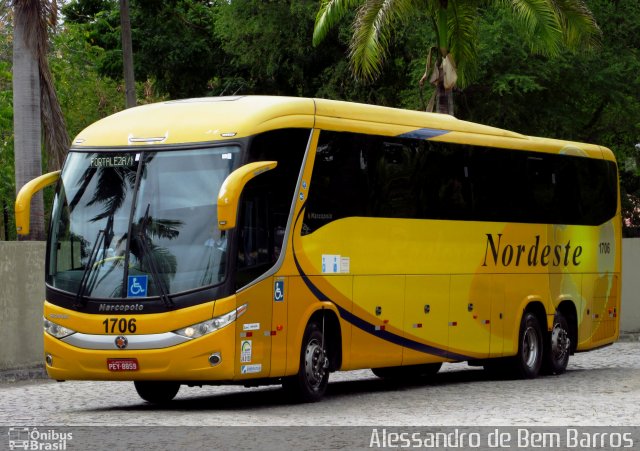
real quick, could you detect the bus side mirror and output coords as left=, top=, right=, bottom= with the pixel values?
left=15, top=170, right=61, bottom=236
left=217, top=161, right=277, bottom=230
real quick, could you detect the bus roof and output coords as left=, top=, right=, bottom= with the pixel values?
left=71, top=96, right=614, bottom=161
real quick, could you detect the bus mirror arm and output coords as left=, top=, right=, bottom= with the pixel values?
left=217, top=161, right=277, bottom=230
left=15, top=171, right=61, bottom=236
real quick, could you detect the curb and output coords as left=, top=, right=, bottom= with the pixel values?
left=0, top=365, right=48, bottom=384
left=618, top=332, right=640, bottom=342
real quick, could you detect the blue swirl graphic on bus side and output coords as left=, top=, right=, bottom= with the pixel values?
left=397, top=128, right=450, bottom=140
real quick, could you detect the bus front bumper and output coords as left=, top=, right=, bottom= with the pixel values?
left=43, top=325, right=236, bottom=381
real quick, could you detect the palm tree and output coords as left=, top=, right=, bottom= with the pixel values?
left=120, top=0, right=136, bottom=108
left=12, top=0, right=70, bottom=240
left=313, top=0, right=600, bottom=115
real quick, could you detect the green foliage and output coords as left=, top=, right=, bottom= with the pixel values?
left=461, top=0, right=640, bottom=233
left=0, top=61, right=15, bottom=241
left=63, top=0, right=225, bottom=98
left=214, top=0, right=331, bottom=96
left=0, top=11, right=15, bottom=240
left=312, top=0, right=600, bottom=86
left=49, top=22, right=125, bottom=139
left=1, top=0, right=638, bottom=236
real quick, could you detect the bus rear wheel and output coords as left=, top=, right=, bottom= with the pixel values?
left=511, top=312, right=543, bottom=378
left=283, top=321, right=329, bottom=402
left=134, top=381, right=180, bottom=404
left=543, top=312, right=571, bottom=375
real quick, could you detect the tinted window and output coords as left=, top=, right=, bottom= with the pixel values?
left=302, top=130, right=617, bottom=234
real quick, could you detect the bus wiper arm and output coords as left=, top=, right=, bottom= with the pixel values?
left=74, top=229, right=104, bottom=308
left=137, top=204, right=174, bottom=309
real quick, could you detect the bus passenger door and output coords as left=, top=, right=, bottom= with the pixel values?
left=233, top=195, right=274, bottom=379
left=449, top=274, right=492, bottom=359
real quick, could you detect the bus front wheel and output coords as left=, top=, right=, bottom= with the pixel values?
left=512, top=312, right=543, bottom=378
left=283, top=321, right=329, bottom=402
left=134, top=381, right=180, bottom=404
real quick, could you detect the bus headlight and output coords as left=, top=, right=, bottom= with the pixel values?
left=173, top=304, right=247, bottom=339
left=43, top=317, right=76, bottom=339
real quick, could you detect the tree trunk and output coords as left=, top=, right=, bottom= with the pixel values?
left=1, top=200, right=8, bottom=241
left=13, top=4, right=45, bottom=241
left=435, top=81, right=454, bottom=115
left=120, top=0, right=136, bottom=108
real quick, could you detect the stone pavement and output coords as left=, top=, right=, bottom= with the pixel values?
left=0, top=341, right=639, bottom=427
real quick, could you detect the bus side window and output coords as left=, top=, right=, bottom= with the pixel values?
left=303, top=132, right=367, bottom=234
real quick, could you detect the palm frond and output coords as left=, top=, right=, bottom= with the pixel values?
left=313, top=0, right=363, bottom=46
left=552, top=0, right=601, bottom=50
left=447, top=0, right=479, bottom=88
left=506, top=0, right=563, bottom=56
left=349, top=0, right=415, bottom=81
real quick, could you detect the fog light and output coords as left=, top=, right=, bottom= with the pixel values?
left=208, top=353, right=221, bottom=366
left=45, top=354, right=53, bottom=366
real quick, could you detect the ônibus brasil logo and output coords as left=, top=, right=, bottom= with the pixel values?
left=8, top=427, right=72, bottom=450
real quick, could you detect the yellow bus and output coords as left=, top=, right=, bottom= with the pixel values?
left=16, top=96, right=621, bottom=403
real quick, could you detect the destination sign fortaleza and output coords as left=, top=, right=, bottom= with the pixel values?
left=482, top=233, right=583, bottom=268
left=89, top=155, right=136, bottom=168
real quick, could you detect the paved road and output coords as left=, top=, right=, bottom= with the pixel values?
left=1, top=342, right=639, bottom=427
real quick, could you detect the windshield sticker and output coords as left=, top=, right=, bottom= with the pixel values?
left=90, top=155, right=135, bottom=168
left=241, top=364, right=261, bottom=374
left=127, top=275, right=148, bottom=298
left=240, top=340, right=252, bottom=363
left=222, top=153, right=233, bottom=160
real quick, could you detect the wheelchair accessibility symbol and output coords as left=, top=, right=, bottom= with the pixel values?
left=127, top=275, right=148, bottom=297
left=274, top=280, right=284, bottom=302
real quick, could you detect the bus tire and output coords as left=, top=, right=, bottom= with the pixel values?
left=283, top=321, right=329, bottom=402
left=542, top=312, right=571, bottom=375
left=512, top=312, right=543, bottom=378
left=372, top=363, right=442, bottom=380
left=134, top=381, right=180, bottom=404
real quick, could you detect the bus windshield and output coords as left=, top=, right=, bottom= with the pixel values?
left=47, top=146, right=242, bottom=299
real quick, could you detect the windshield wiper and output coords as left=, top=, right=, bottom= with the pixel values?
left=74, top=215, right=116, bottom=307
left=74, top=229, right=104, bottom=308
left=136, top=203, right=174, bottom=309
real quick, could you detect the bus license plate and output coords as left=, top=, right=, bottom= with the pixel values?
left=107, top=358, right=139, bottom=372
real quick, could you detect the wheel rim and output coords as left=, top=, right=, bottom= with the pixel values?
left=551, top=323, right=570, bottom=363
left=304, top=338, right=327, bottom=390
left=522, top=326, right=539, bottom=369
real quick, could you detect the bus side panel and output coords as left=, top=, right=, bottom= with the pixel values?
left=490, top=275, right=507, bottom=356
left=351, top=275, right=404, bottom=369
left=448, top=274, right=492, bottom=359
left=402, top=275, right=450, bottom=365
left=580, top=273, right=620, bottom=349
left=270, top=276, right=288, bottom=377
left=234, top=281, right=272, bottom=380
